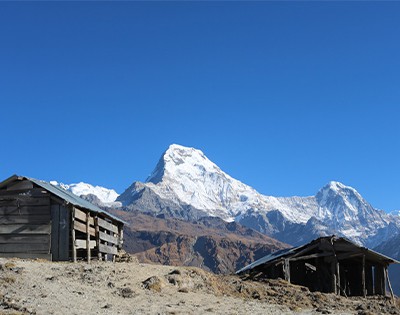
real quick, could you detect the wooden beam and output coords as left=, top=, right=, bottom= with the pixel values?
left=331, top=262, right=337, bottom=294
left=0, top=224, right=51, bottom=234
left=98, top=243, right=118, bottom=256
left=362, top=255, right=366, bottom=298
left=73, top=221, right=95, bottom=236
left=0, top=234, right=50, bottom=244
left=99, top=231, right=119, bottom=246
left=94, top=217, right=101, bottom=261
left=289, top=252, right=332, bottom=262
left=0, top=196, right=50, bottom=206
left=75, top=239, right=96, bottom=249
left=0, top=189, right=48, bottom=197
left=97, top=217, right=118, bottom=234
left=0, top=214, right=51, bottom=224
left=86, top=212, right=91, bottom=262
left=305, top=262, right=316, bottom=271
left=0, top=243, right=50, bottom=253
left=284, top=259, right=291, bottom=283
left=291, top=243, right=320, bottom=259
left=74, top=208, right=94, bottom=225
left=71, top=208, right=76, bottom=262
left=325, top=252, right=363, bottom=262
left=118, top=224, right=123, bottom=249
left=385, top=267, right=395, bottom=303
left=336, top=262, right=341, bottom=296
left=6, top=180, right=34, bottom=191
left=0, top=205, right=50, bottom=215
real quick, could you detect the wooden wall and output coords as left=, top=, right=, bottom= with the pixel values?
left=0, top=182, right=52, bottom=259
left=0, top=178, right=123, bottom=262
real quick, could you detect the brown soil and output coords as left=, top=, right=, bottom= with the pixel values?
left=0, top=257, right=398, bottom=315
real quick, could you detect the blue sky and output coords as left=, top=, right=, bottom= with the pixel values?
left=1, top=2, right=399, bottom=211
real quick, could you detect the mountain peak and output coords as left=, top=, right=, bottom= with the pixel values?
left=146, top=144, right=220, bottom=184
left=165, top=144, right=206, bottom=161
left=325, top=181, right=346, bottom=190
left=317, top=181, right=363, bottom=204
left=320, top=181, right=359, bottom=194
left=50, top=181, right=119, bottom=204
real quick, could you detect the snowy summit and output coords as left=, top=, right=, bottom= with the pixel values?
left=118, top=144, right=399, bottom=247
left=50, top=181, right=119, bottom=205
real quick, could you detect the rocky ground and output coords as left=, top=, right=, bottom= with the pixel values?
left=0, top=257, right=399, bottom=315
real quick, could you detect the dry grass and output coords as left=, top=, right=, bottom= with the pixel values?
left=3, top=262, right=16, bottom=270
left=0, top=276, right=16, bottom=284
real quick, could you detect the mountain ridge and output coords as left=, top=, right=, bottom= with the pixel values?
left=51, top=144, right=400, bottom=249
left=116, top=144, right=399, bottom=247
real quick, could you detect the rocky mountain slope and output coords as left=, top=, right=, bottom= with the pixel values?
left=117, top=144, right=400, bottom=247
left=109, top=210, right=288, bottom=274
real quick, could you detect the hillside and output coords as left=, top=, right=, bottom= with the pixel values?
left=0, top=258, right=398, bottom=315
left=109, top=210, right=288, bottom=274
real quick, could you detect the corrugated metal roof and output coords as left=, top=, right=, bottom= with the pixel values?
left=236, top=235, right=399, bottom=274
left=236, top=244, right=304, bottom=274
left=0, top=175, right=125, bottom=224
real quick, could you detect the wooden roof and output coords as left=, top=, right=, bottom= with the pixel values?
left=0, top=175, right=125, bottom=224
left=237, top=235, right=399, bottom=274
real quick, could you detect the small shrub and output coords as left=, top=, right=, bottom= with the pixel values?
left=142, top=276, right=163, bottom=292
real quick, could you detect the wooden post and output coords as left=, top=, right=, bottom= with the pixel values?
left=362, top=255, right=366, bottom=297
left=71, top=207, right=77, bottom=263
left=95, top=217, right=101, bottom=261
left=104, top=228, right=109, bottom=262
left=86, top=211, right=91, bottom=263
left=118, top=224, right=124, bottom=249
left=284, top=259, right=291, bottom=283
left=331, top=262, right=337, bottom=294
left=336, top=262, right=341, bottom=295
left=385, top=267, right=395, bottom=304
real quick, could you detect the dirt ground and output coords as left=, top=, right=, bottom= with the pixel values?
left=0, top=257, right=398, bottom=315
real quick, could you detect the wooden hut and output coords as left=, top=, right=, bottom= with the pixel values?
left=237, top=235, right=398, bottom=298
left=0, top=175, right=125, bottom=262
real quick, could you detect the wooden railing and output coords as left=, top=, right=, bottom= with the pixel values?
left=72, top=207, right=122, bottom=262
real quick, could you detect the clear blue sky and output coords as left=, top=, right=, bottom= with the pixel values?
left=1, top=2, right=399, bottom=212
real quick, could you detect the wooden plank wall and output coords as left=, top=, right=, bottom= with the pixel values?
left=72, top=207, right=122, bottom=261
left=0, top=190, right=52, bottom=260
left=0, top=179, right=123, bottom=262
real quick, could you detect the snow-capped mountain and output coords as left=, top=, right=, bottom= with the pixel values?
left=117, top=144, right=399, bottom=247
left=390, top=210, right=400, bottom=216
left=50, top=180, right=121, bottom=207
